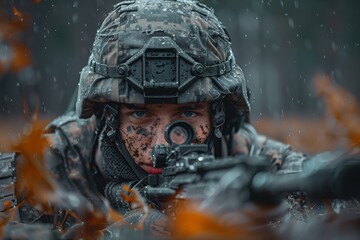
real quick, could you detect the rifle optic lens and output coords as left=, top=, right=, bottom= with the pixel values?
left=169, top=126, right=188, bottom=145
left=165, top=120, right=194, bottom=145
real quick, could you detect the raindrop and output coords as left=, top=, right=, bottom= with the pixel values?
left=272, top=44, right=280, bottom=51
left=331, top=42, right=337, bottom=51
left=33, top=22, right=38, bottom=32
left=68, top=194, right=81, bottom=208
left=72, top=14, right=78, bottom=23
left=288, top=18, right=294, bottom=29
left=304, top=40, right=312, bottom=50
left=294, top=0, right=299, bottom=8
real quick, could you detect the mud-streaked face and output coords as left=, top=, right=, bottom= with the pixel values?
left=119, top=102, right=212, bottom=174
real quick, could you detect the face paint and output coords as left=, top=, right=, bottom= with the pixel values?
left=118, top=102, right=212, bottom=174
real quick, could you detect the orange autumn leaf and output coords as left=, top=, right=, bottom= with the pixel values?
left=172, top=201, right=275, bottom=240
left=120, top=185, right=147, bottom=208
left=11, top=117, right=55, bottom=213
left=0, top=3, right=33, bottom=74
left=119, top=185, right=149, bottom=230
left=0, top=201, right=17, bottom=236
left=8, top=43, right=32, bottom=72
left=108, top=207, right=124, bottom=224
left=82, top=209, right=110, bottom=240
left=66, top=203, right=124, bottom=240
left=173, top=208, right=240, bottom=239
left=314, top=74, right=360, bottom=148
left=65, top=209, right=107, bottom=240
left=9, top=3, right=23, bottom=19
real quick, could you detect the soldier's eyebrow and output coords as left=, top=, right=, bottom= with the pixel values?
left=124, top=104, right=146, bottom=110
left=123, top=103, right=208, bottom=111
left=176, top=104, right=208, bottom=111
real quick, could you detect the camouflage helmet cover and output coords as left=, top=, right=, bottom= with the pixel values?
left=76, top=0, right=250, bottom=124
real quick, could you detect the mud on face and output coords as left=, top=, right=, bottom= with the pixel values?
left=118, top=103, right=212, bottom=173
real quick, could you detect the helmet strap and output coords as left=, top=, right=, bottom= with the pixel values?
left=204, top=99, right=226, bottom=157
left=89, top=109, right=107, bottom=194
left=103, top=104, right=148, bottom=180
left=211, top=99, right=226, bottom=139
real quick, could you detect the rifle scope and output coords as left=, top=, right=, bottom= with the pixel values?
left=152, top=120, right=196, bottom=168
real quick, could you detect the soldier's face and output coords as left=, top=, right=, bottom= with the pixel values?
left=119, top=102, right=212, bottom=174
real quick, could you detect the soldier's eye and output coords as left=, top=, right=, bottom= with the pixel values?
left=182, top=111, right=196, bottom=118
left=132, top=111, right=146, bottom=118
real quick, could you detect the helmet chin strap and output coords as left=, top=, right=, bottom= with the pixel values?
left=205, top=99, right=226, bottom=156
left=103, top=104, right=148, bottom=180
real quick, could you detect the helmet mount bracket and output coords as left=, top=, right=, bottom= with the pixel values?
left=90, top=36, right=235, bottom=104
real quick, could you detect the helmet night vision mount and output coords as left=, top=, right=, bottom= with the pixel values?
left=90, top=36, right=235, bottom=103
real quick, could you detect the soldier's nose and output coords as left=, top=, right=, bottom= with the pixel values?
left=153, top=121, right=170, bottom=146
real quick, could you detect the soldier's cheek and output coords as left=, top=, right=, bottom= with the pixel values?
left=124, top=132, right=155, bottom=164
left=194, top=123, right=211, bottom=144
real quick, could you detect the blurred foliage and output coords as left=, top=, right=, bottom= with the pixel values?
left=254, top=74, right=360, bottom=154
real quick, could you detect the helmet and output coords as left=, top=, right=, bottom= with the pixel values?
left=76, top=0, right=250, bottom=135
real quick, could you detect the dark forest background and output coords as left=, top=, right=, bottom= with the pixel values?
left=0, top=0, right=359, bottom=121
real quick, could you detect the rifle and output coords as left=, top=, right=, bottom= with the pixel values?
left=0, top=152, right=19, bottom=220
left=143, top=121, right=360, bottom=208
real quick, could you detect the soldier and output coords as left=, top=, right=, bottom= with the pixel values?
left=47, top=0, right=308, bottom=225
left=5, top=0, right=357, bottom=239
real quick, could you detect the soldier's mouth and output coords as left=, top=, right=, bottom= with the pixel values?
left=142, top=165, right=163, bottom=174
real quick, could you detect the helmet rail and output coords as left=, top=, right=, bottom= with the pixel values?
left=89, top=36, right=235, bottom=104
